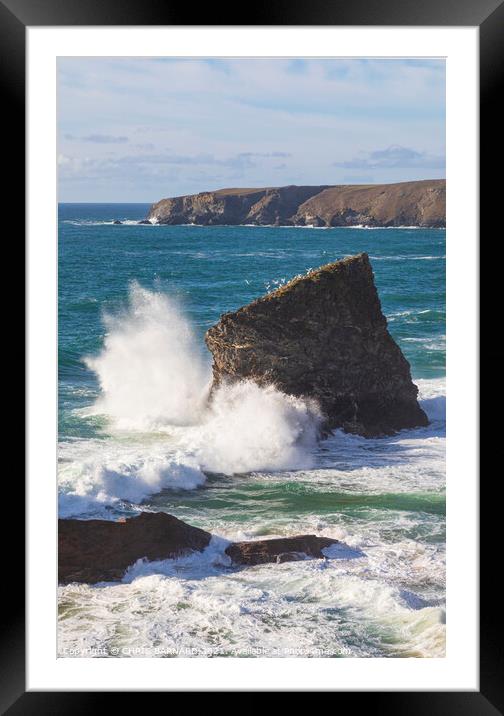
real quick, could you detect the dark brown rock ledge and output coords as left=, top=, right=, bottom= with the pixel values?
left=59, top=513, right=340, bottom=584
left=59, top=512, right=212, bottom=584
left=224, top=535, right=338, bottom=566
left=205, top=252, right=428, bottom=437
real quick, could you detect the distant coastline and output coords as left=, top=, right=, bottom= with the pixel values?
left=146, top=179, right=445, bottom=229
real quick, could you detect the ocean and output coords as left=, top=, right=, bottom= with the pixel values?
left=58, top=203, right=446, bottom=658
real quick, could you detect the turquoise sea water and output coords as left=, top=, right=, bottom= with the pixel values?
left=58, top=203, right=446, bottom=658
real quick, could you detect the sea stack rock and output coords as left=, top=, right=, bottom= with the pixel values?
left=205, top=253, right=428, bottom=437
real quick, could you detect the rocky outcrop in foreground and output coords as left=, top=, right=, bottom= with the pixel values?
left=59, top=512, right=211, bottom=584
left=205, top=253, right=428, bottom=437
left=59, top=513, right=339, bottom=584
left=225, top=536, right=338, bottom=566
left=147, top=179, right=445, bottom=227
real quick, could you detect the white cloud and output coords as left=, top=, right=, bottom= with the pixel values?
left=65, top=134, right=129, bottom=144
left=57, top=58, right=445, bottom=201
left=334, top=145, right=445, bottom=170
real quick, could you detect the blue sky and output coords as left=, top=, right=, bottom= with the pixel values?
left=58, top=58, right=445, bottom=203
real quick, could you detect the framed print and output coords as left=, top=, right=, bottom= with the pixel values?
left=2, top=0, right=499, bottom=708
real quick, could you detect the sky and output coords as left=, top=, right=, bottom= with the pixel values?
left=57, top=58, right=445, bottom=203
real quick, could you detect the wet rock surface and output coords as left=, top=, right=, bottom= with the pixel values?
left=224, top=535, right=339, bottom=566
left=58, top=512, right=212, bottom=584
left=59, top=514, right=342, bottom=583
left=205, top=253, right=428, bottom=437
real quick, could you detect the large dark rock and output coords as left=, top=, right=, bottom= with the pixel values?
left=146, top=180, right=445, bottom=227
left=58, top=512, right=212, bottom=584
left=205, top=253, right=428, bottom=437
left=225, top=535, right=338, bottom=566
left=59, top=514, right=341, bottom=584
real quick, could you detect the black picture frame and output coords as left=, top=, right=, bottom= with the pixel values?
left=2, top=0, right=499, bottom=709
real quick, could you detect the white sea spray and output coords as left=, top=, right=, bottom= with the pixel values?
left=59, top=284, right=322, bottom=512
left=84, top=282, right=211, bottom=429
left=58, top=272, right=446, bottom=659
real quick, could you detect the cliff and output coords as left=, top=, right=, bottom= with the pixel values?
left=205, top=253, right=428, bottom=437
left=147, top=179, right=445, bottom=227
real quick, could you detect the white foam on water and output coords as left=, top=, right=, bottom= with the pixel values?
left=58, top=285, right=445, bottom=658
left=62, top=219, right=158, bottom=226
left=341, top=225, right=442, bottom=231
left=386, top=308, right=445, bottom=323
left=370, top=254, right=445, bottom=260
left=189, top=382, right=321, bottom=474
left=58, top=528, right=445, bottom=658
left=403, top=335, right=446, bottom=351
left=60, top=285, right=445, bottom=513
left=58, top=440, right=206, bottom=518
left=61, top=284, right=322, bottom=513
left=59, top=380, right=322, bottom=515
left=417, top=377, right=446, bottom=422
left=84, top=282, right=211, bottom=430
